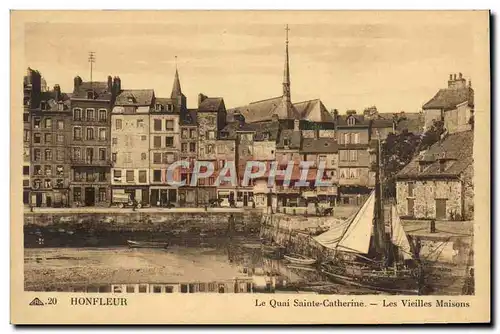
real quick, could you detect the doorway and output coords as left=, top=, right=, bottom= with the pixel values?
left=35, top=193, right=42, bottom=207
left=243, top=193, right=248, bottom=207
left=85, top=187, right=95, bottom=206
left=435, top=199, right=447, bottom=220
left=46, top=195, right=52, bottom=208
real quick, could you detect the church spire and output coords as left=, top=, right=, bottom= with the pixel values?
left=171, top=56, right=182, bottom=99
left=283, top=24, right=291, bottom=104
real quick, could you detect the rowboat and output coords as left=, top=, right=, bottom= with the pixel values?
left=284, top=254, right=316, bottom=265
left=127, top=240, right=169, bottom=249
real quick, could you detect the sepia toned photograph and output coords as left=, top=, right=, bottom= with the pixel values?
left=10, top=10, right=490, bottom=324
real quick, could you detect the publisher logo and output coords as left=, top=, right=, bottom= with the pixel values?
left=29, top=297, right=45, bottom=306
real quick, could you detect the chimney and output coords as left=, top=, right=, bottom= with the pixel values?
left=346, top=110, right=356, bottom=116
left=116, top=76, right=121, bottom=91
left=449, top=74, right=453, bottom=81
left=271, top=113, right=279, bottom=122
left=469, top=79, right=472, bottom=87
left=294, top=119, right=300, bottom=131
left=73, top=76, right=82, bottom=93
left=459, top=72, right=463, bottom=79
left=107, top=75, right=112, bottom=92
left=453, top=73, right=457, bottom=80
left=198, top=93, right=207, bottom=107
left=54, top=84, right=61, bottom=102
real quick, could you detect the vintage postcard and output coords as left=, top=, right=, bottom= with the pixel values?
left=10, top=10, right=490, bottom=324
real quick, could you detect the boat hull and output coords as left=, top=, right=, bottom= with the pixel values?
left=284, top=255, right=316, bottom=265
left=321, top=264, right=420, bottom=295
left=127, top=240, right=169, bottom=249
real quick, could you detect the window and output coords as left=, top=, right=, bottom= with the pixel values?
left=112, top=153, right=117, bottom=162
left=340, top=150, right=348, bottom=161
left=44, top=149, right=52, bottom=161
left=408, top=182, right=415, bottom=197
left=141, top=135, right=147, bottom=141
left=56, top=150, right=64, bottom=161
left=124, top=153, right=132, bottom=163
left=34, top=117, right=41, bottom=129
left=284, top=138, right=290, bottom=146
left=73, top=127, right=82, bottom=140
left=189, top=143, right=196, bottom=152
left=155, top=103, right=163, bottom=112
left=349, top=168, right=358, bottom=179
left=181, top=143, right=188, bottom=152
left=138, top=285, right=147, bottom=293
left=44, top=118, right=52, bottom=129
left=353, top=133, right=359, bottom=144
left=98, top=171, right=106, bottom=182
left=23, top=148, right=29, bottom=159
left=23, top=113, right=29, bottom=122
left=98, top=188, right=107, bottom=202
left=153, top=136, right=161, bottom=148
left=139, top=170, right=147, bottom=183
left=339, top=168, right=348, bottom=179
left=181, top=129, right=188, bottom=139
left=141, top=153, right=147, bottom=160
left=74, top=188, right=82, bottom=202
left=55, top=179, right=64, bottom=188
left=86, top=109, right=95, bottom=121
left=349, top=150, right=358, bottom=161
left=165, top=286, right=174, bottom=293
left=190, top=129, right=196, bottom=138
left=87, top=91, right=95, bottom=99
left=34, top=133, right=41, bottom=144
left=57, top=134, right=64, bottom=143
left=86, top=148, right=94, bottom=162
left=163, top=153, right=174, bottom=164
left=40, top=101, right=47, bottom=110
left=73, top=108, right=82, bottom=121
left=24, top=130, right=30, bottom=142
left=115, top=119, right=122, bottom=130
left=165, top=137, right=174, bottom=147
left=126, top=170, right=134, bottom=182
left=347, top=116, right=356, bottom=126
left=137, top=119, right=144, bottom=128
left=206, top=144, right=214, bottom=154
left=56, top=165, right=63, bottom=176
left=166, top=120, right=174, bottom=131
left=99, top=128, right=106, bottom=141
left=343, top=133, right=350, bottom=144
left=23, top=166, right=29, bottom=175
left=153, top=170, right=161, bottom=182
left=206, top=131, right=215, bottom=139
left=44, top=133, right=52, bottom=144
left=153, top=153, right=162, bottom=164
left=99, top=148, right=106, bottom=161
left=153, top=286, right=162, bottom=293
left=56, top=120, right=64, bottom=130
left=73, top=148, right=81, bottom=160
left=112, top=137, right=117, bottom=145
left=58, top=103, right=64, bottom=111
left=407, top=198, right=415, bottom=217
left=166, top=104, right=173, bottom=112
left=98, top=109, right=107, bottom=122
left=113, top=170, right=122, bottom=182
left=154, top=119, right=162, bottom=131
left=34, top=165, right=42, bottom=175
left=86, top=127, right=94, bottom=140
left=44, top=165, right=52, bottom=176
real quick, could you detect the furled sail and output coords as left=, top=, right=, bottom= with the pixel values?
left=390, top=205, right=413, bottom=260
left=314, top=191, right=375, bottom=254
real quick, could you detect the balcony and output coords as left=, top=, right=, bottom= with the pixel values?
left=70, top=158, right=112, bottom=167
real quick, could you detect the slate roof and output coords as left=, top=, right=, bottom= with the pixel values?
left=395, top=113, right=425, bottom=134
left=220, top=120, right=280, bottom=141
left=199, top=97, right=224, bottom=112
left=422, top=86, right=474, bottom=111
left=115, top=89, right=154, bottom=106
left=276, top=129, right=301, bottom=149
left=396, top=130, right=473, bottom=179
left=39, top=90, right=71, bottom=111
left=301, top=138, right=338, bottom=153
left=72, top=81, right=113, bottom=100
left=294, top=99, right=335, bottom=122
left=335, top=114, right=371, bottom=127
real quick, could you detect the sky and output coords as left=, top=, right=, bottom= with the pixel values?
left=23, top=11, right=481, bottom=114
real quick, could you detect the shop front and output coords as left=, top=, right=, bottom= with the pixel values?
left=150, top=187, right=178, bottom=207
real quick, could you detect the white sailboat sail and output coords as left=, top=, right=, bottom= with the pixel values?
left=390, top=205, right=413, bottom=260
left=314, top=191, right=375, bottom=254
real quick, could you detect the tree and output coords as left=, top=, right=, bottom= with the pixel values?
left=381, top=119, right=446, bottom=198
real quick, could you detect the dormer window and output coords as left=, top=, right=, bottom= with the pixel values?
left=263, top=132, right=270, bottom=140
left=284, top=138, right=290, bottom=147
left=347, top=116, right=356, bottom=126
left=166, top=104, right=173, bottom=112
left=439, top=160, right=446, bottom=172
left=155, top=103, right=163, bottom=112
left=127, top=96, right=135, bottom=103
left=87, top=91, right=95, bottom=99
left=58, top=103, right=64, bottom=111
left=40, top=101, right=47, bottom=110
left=220, top=132, right=228, bottom=139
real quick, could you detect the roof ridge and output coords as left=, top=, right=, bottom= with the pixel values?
left=249, top=96, right=281, bottom=104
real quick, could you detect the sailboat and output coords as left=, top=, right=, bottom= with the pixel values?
left=315, top=195, right=421, bottom=295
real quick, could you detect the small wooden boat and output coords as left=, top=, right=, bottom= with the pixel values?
left=284, top=254, right=316, bottom=265
left=127, top=240, right=169, bottom=249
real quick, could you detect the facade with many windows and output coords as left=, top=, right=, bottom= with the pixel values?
left=111, top=89, right=153, bottom=206
left=69, top=75, right=116, bottom=207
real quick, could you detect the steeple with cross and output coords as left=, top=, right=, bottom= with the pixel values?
left=282, top=24, right=294, bottom=118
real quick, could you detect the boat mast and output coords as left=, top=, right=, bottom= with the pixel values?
left=373, top=130, right=387, bottom=263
